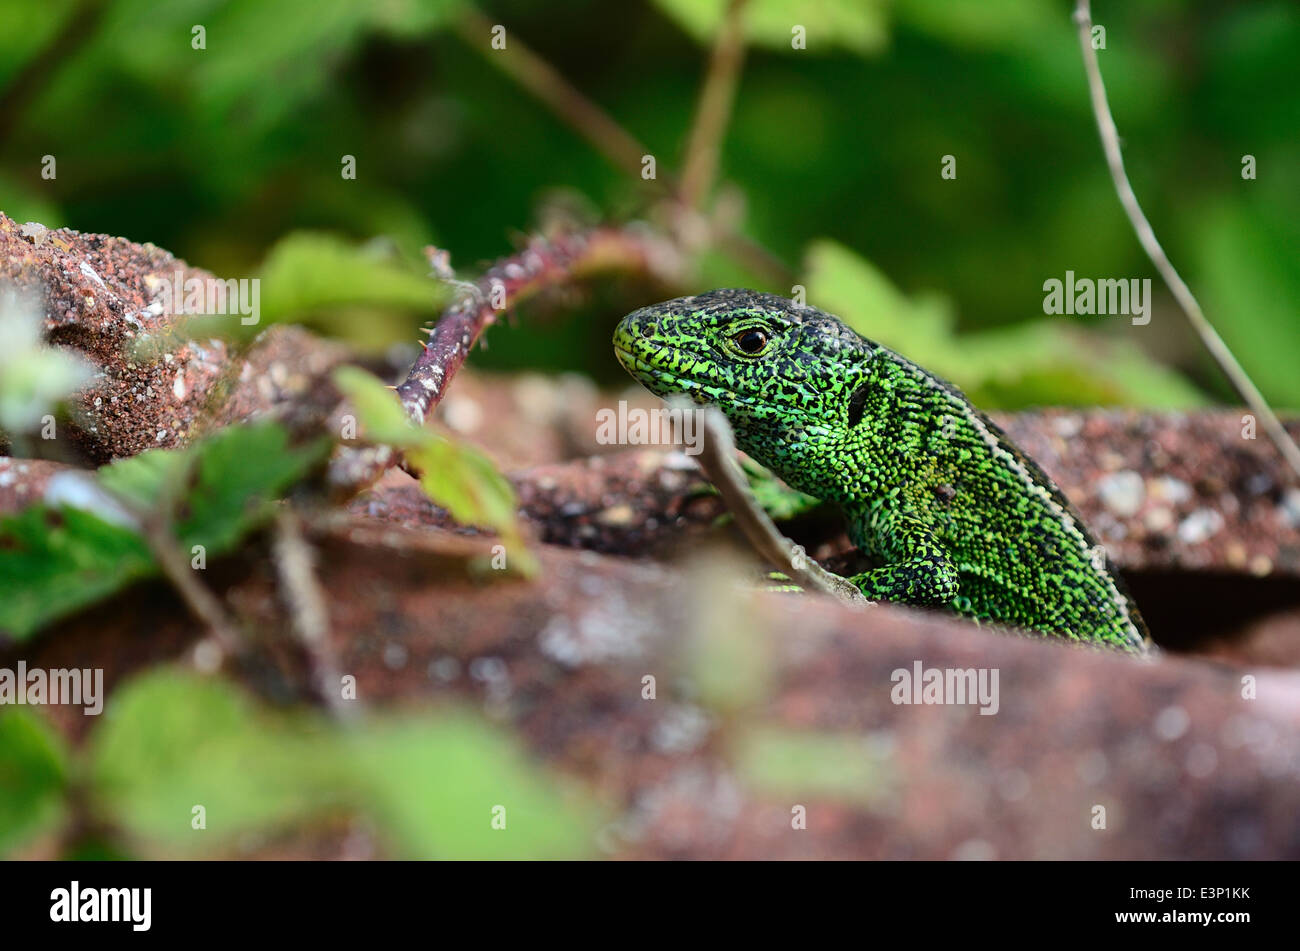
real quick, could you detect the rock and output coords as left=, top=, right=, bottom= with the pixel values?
left=0, top=212, right=348, bottom=463
left=6, top=515, right=1298, bottom=859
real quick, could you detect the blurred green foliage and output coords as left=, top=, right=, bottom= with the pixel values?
left=0, top=708, right=69, bottom=854
left=1, top=0, right=1296, bottom=405
left=0, top=669, right=599, bottom=858
left=0, top=289, right=92, bottom=437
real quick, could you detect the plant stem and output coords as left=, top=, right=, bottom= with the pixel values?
left=454, top=8, right=668, bottom=188
left=680, top=0, right=750, bottom=209
left=1073, top=0, right=1300, bottom=480
left=693, top=405, right=865, bottom=605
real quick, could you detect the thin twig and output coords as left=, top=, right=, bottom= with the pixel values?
left=680, top=0, right=751, bottom=209
left=1073, top=0, right=1300, bottom=480
left=0, top=0, right=108, bottom=145
left=98, top=463, right=244, bottom=659
left=454, top=8, right=669, bottom=189
left=273, top=509, right=352, bottom=720
left=453, top=5, right=793, bottom=288
left=692, top=404, right=865, bottom=605
left=137, top=511, right=243, bottom=659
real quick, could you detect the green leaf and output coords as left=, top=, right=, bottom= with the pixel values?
left=1193, top=197, right=1300, bottom=410
left=351, top=716, right=598, bottom=859
left=0, top=709, right=70, bottom=856
left=91, top=670, right=598, bottom=858
left=408, top=437, right=527, bottom=548
left=335, top=367, right=536, bottom=574
left=257, top=232, right=446, bottom=347
left=804, top=238, right=955, bottom=365
left=0, top=421, right=327, bottom=640
left=94, top=446, right=191, bottom=511
left=174, top=423, right=329, bottom=553
left=101, top=420, right=331, bottom=554
left=804, top=239, right=1203, bottom=409
left=92, top=671, right=349, bottom=854
left=0, top=289, right=93, bottom=436
left=0, top=505, right=156, bottom=641
left=654, top=0, right=888, bottom=55
left=735, top=727, right=893, bottom=806
left=332, top=365, right=422, bottom=447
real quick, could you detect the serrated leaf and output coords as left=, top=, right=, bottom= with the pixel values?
left=0, top=421, right=328, bottom=640
left=172, top=423, right=330, bottom=552
left=100, top=420, right=331, bottom=553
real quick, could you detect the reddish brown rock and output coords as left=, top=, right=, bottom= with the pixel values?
left=1, top=212, right=234, bottom=461
left=1, top=214, right=349, bottom=463
left=6, top=516, right=1298, bottom=859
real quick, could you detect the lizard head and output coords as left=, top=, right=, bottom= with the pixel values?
left=613, top=289, right=877, bottom=495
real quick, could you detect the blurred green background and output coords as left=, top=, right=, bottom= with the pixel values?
left=1, top=0, right=1297, bottom=406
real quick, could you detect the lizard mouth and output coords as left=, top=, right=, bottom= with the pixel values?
left=614, top=343, right=698, bottom=397
left=615, top=343, right=781, bottom=420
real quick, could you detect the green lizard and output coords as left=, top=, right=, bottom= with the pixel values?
left=614, top=289, right=1150, bottom=653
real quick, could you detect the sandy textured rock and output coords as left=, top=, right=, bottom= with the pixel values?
left=1, top=212, right=234, bottom=461
left=996, top=409, right=1300, bottom=577
left=1, top=213, right=349, bottom=463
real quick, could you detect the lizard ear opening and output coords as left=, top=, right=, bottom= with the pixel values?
left=847, top=383, right=870, bottom=427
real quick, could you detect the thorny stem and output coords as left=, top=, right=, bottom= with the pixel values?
left=1073, top=0, right=1300, bottom=480
left=332, top=226, right=682, bottom=495
left=680, top=0, right=751, bottom=209
left=693, top=405, right=866, bottom=606
left=395, top=226, right=679, bottom=425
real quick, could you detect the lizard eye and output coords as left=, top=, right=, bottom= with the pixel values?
left=732, top=328, right=769, bottom=355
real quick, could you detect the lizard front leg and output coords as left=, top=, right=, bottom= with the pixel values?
left=845, top=506, right=959, bottom=606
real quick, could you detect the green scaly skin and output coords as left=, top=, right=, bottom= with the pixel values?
left=614, top=289, right=1150, bottom=653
